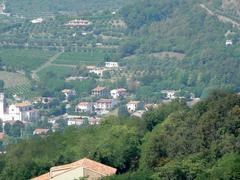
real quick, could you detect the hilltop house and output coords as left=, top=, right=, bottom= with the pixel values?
left=126, top=101, right=144, bottom=113
left=110, top=88, right=127, bottom=99
left=65, top=19, right=92, bottom=27
left=75, top=102, right=94, bottom=113
left=105, top=62, right=119, bottom=68
left=92, top=86, right=109, bottom=97
left=31, top=158, right=117, bottom=180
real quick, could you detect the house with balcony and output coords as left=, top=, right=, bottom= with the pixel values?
left=92, top=86, right=109, bottom=97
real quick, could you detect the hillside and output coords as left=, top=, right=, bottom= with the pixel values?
left=0, top=92, right=239, bottom=179
left=118, top=0, right=240, bottom=98
left=5, top=0, right=133, bottom=17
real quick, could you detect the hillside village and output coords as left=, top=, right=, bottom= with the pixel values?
left=0, top=0, right=239, bottom=146
left=0, top=60, right=200, bottom=142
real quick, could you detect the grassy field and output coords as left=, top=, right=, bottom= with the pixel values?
left=0, top=49, right=56, bottom=71
left=53, top=49, right=106, bottom=65
left=37, top=65, right=74, bottom=79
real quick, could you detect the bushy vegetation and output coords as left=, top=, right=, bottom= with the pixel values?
left=118, top=0, right=240, bottom=97
left=0, top=92, right=239, bottom=179
left=5, top=0, right=133, bottom=17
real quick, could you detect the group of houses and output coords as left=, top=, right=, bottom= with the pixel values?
left=75, top=86, right=127, bottom=116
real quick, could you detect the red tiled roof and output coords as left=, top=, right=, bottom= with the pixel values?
left=31, top=172, right=49, bottom=180
left=78, top=102, right=92, bottom=106
left=34, top=128, right=49, bottom=134
left=117, top=88, right=127, bottom=92
left=15, top=101, right=32, bottom=107
left=51, top=158, right=117, bottom=177
left=92, top=86, right=107, bottom=92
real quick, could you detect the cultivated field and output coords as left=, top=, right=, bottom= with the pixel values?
left=0, top=71, right=35, bottom=99
left=0, top=48, right=56, bottom=70
left=54, top=49, right=106, bottom=65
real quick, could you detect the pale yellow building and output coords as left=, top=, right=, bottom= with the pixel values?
left=32, top=158, right=117, bottom=180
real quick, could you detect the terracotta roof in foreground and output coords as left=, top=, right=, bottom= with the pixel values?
left=51, top=158, right=117, bottom=176
left=31, top=172, right=49, bottom=180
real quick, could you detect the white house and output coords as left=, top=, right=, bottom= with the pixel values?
left=75, top=102, right=93, bottom=113
left=31, top=18, right=43, bottom=24
left=65, top=19, right=92, bottom=27
left=94, top=99, right=117, bottom=111
left=126, top=101, right=144, bottom=113
left=89, top=68, right=106, bottom=77
left=61, top=89, right=76, bottom=99
left=226, top=39, right=233, bottom=46
left=105, top=62, right=119, bottom=68
left=161, top=90, right=177, bottom=100
left=67, top=118, right=85, bottom=126
left=0, top=93, right=39, bottom=122
left=110, top=88, right=127, bottom=99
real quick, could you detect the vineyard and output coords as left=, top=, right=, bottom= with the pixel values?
left=0, top=71, right=34, bottom=99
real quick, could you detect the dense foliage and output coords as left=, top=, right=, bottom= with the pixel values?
left=0, top=92, right=239, bottom=179
left=119, top=0, right=240, bottom=98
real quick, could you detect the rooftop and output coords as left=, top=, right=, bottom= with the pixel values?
left=78, top=102, right=92, bottom=106
left=97, top=99, right=114, bottom=103
left=31, top=172, right=49, bottom=180
left=50, top=158, right=117, bottom=177
left=33, top=128, right=49, bottom=134
left=92, top=86, right=107, bottom=92
left=15, top=101, right=32, bottom=107
left=128, top=101, right=141, bottom=105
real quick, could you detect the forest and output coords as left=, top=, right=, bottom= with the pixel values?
left=0, top=91, right=239, bottom=179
